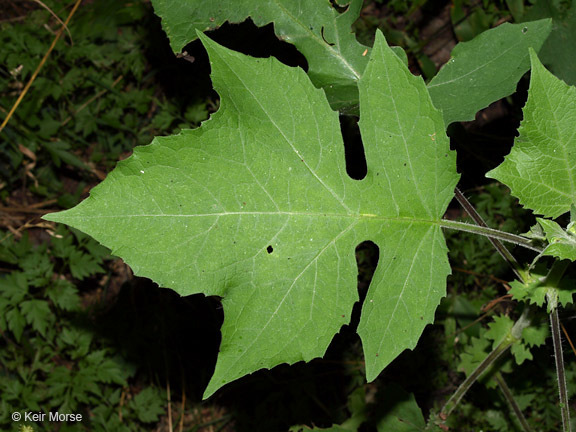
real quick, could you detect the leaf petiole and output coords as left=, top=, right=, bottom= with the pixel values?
left=439, top=219, right=543, bottom=253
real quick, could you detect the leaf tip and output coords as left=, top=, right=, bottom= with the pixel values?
left=202, top=376, right=227, bottom=400
left=196, top=29, right=215, bottom=51
left=42, top=210, right=64, bottom=224
left=528, top=47, right=541, bottom=68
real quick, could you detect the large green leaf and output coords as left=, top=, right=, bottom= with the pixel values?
left=151, top=0, right=370, bottom=111
left=427, top=19, right=552, bottom=125
left=44, top=31, right=459, bottom=398
left=487, top=50, right=576, bottom=219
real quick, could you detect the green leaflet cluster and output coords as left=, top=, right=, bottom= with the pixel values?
left=45, top=31, right=459, bottom=398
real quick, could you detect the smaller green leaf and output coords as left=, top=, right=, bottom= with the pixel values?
left=68, top=250, right=105, bottom=280
left=509, top=268, right=576, bottom=312
left=522, top=325, right=548, bottom=348
left=510, top=280, right=546, bottom=307
left=0, top=272, right=28, bottom=304
left=96, top=359, right=130, bottom=386
left=522, top=222, right=546, bottom=242
left=523, top=0, right=576, bottom=85
left=20, top=299, right=52, bottom=337
left=510, top=343, right=532, bottom=365
left=376, top=385, right=426, bottom=432
left=485, top=315, right=514, bottom=350
left=537, top=218, right=576, bottom=261
left=0, top=242, right=18, bottom=264
left=6, top=308, right=25, bottom=342
left=487, top=50, right=576, bottom=218
left=60, top=327, right=93, bottom=358
left=427, top=19, right=552, bottom=125
left=45, top=141, right=89, bottom=170
left=482, top=315, right=542, bottom=365
left=458, top=336, right=512, bottom=388
left=19, top=250, right=53, bottom=287
left=129, top=387, right=165, bottom=423
left=46, top=279, right=80, bottom=311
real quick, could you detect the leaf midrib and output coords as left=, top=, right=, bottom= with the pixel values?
left=53, top=212, right=441, bottom=225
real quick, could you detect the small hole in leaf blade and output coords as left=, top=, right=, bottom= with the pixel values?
left=267, top=245, right=273, bottom=254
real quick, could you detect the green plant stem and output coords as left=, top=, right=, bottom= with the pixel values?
left=439, top=339, right=512, bottom=421
left=550, top=307, right=570, bottom=432
left=545, top=260, right=572, bottom=432
left=437, top=308, right=532, bottom=423
left=454, top=187, right=524, bottom=281
left=495, top=372, right=533, bottom=432
left=435, top=190, right=535, bottom=429
left=439, top=219, right=542, bottom=254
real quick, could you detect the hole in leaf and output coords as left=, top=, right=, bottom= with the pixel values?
left=329, top=0, right=349, bottom=14
left=321, top=26, right=335, bottom=46
left=348, top=241, right=379, bottom=331
left=340, top=116, right=367, bottom=180
left=267, top=245, right=274, bottom=254
left=522, top=26, right=528, bottom=33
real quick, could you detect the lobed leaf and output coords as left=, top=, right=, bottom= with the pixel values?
left=44, top=31, right=458, bottom=398
left=487, top=50, right=576, bottom=219
left=427, top=19, right=552, bottom=125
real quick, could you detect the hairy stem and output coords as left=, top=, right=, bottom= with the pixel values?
left=550, top=308, right=570, bottom=432
left=546, top=260, right=572, bottom=432
left=441, top=340, right=512, bottom=419
left=439, top=219, right=542, bottom=254
left=495, top=372, right=533, bottom=432
left=435, top=309, right=532, bottom=427
left=454, top=188, right=524, bottom=280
